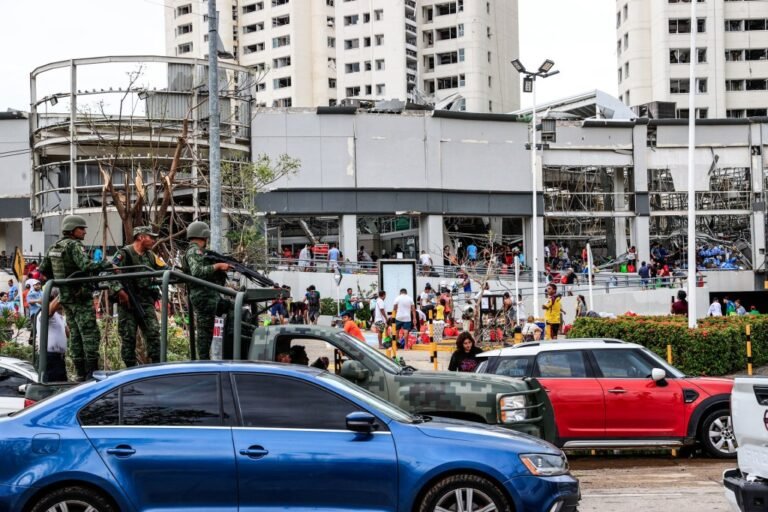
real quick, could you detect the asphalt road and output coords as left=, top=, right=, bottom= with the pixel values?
left=571, top=455, right=733, bottom=512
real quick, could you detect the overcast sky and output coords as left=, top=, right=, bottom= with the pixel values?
left=0, top=0, right=617, bottom=111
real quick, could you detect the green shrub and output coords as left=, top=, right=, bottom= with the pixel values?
left=568, top=315, right=768, bottom=376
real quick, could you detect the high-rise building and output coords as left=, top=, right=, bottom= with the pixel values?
left=165, top=0, right=520, bottom=112
left=617, top=0, right=768, bottom=119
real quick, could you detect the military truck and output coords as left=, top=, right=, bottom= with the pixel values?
left=244, top=325, right=556, bottom=441
left=28, top=269, right=556, bottom=442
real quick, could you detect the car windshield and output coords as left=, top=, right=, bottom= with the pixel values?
left=318, top=372, right=415, bottom=423
left=334, top=332, right=402, bottom=373
left=641, top=347, right=685, bottom=378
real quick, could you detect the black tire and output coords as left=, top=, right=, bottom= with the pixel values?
left=699, top=409, right=738, bottom=459
left=418, top=474, right=512, bottom=512
left=28, top=485, right=117, bottom=512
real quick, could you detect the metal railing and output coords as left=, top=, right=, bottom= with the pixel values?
left=36, top=267, right=285, bottom=382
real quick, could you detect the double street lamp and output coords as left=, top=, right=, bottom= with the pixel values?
left=511, top=59, right=559, bottom=313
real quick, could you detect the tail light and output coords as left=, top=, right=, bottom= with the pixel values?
left=24, top=399, right=37, bottom=408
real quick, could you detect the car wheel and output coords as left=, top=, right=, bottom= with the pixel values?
left=699, top=409, right=738, bottom=458
left=29, top=485, right=117, bottom=512
left=418, top=474, right=512, bottom=512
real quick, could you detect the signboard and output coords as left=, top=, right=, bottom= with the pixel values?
left=378, top=259, right=417, bottom=312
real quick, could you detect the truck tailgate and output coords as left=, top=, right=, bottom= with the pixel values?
left=733, top=377, right=768, bottom=479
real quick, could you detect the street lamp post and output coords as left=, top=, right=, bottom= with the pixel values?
left=511, top=59, right=559, bottom=313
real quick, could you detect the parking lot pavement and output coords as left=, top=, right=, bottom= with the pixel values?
left=571, top=456, right=733, bottom=512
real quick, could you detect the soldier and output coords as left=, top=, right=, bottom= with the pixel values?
left=39, top=215, right=111, bottom=381
left=182, top=221, right=231, bottom=359
left=111, top=226, right=166, bottom=367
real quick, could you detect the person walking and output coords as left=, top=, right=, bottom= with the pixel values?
left=373, top=290, right=387, bottom=348
left=542, top=283, right=563, bottom=340
left=304, top=285, right=321, bottom=325
left=448, top=332, right=483, bottom=372
left=182, top=221, right=231, bottom=360
left=111, top=226, right=166, bottom=367
left=39, top=215, right=111, bottom=380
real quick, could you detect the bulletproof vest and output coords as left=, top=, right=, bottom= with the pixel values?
left=47, top=238, right=81, bottom=280
left=47, top=238, right=89, bottom=300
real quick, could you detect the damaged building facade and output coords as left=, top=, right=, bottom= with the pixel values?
left=22, top=55, right=768, bottom=289
left=253, top=106, right=767, bottom=286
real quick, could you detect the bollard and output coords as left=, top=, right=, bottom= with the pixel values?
left=747, top=324, right=753, bottom=376
left=667, top=344, right=672, bottom=365
left=426, top=309, right=439, bottom=370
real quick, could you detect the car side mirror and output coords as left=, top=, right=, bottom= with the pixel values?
left=340, top=360, right=370, bottom=383
left=346, top=411, right=379, bottom=433
left=18, top=384, right=28, bottom=395
left=651, top=368, right=667, bottom=385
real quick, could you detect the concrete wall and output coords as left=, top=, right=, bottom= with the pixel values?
left=268, top=269, right=711, bottom=322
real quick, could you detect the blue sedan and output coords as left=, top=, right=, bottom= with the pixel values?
left=0, top=362, right=579, bottom=512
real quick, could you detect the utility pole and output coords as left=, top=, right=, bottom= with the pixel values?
left=687, top=0, right=697, bottom=328
left=208, top=0, right=222, bottom=251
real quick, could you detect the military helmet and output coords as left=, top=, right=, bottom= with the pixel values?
left=61, top=215, right=88, bottom=234
left=187, top=221, right=211, bottom=240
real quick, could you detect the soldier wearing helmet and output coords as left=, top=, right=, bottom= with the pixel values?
left=39, top=215, right=111, bottom=380
left=110, top=226, right=166, bottom=367
left=182, top=221, right=231, bottom=359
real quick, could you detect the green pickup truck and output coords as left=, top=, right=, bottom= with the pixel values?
left=27, top=269, right=556, bottom=442
left=247, top=325, right=556, bottom=441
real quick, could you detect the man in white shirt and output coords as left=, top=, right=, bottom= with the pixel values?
left=36, top=290, right=69, bottom=382
left=708, top=297, right=722, bottom=317
left=372, top=291, right=388, bottom=348
left=298, top=245, right=311, bottom=271
left=392, top=288, right=416, bottom=333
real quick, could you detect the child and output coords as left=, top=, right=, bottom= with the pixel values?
left=434, top=298, right=446, bottom=343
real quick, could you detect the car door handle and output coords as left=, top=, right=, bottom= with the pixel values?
left=239, top=446, right=269, bottom=459
left=106, top=445, right=136, bottom=457
left=607, top=388, right=627, bottom=394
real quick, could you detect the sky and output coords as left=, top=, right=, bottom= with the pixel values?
left=0, top=0, right=617, bottom=112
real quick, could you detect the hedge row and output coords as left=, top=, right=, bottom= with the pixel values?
left=568, top=315, right=768, bottom=376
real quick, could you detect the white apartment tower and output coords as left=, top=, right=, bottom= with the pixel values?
left=617, top=0, right=768, bottom=118
left=165, top=0, right=519, bottom=112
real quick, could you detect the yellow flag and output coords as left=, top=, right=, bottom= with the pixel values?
left=12, top=246, right=25, bottom=281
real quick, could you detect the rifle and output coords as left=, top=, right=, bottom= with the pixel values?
left=204, top=250, right=276, bottom=288
left=122, top=282, right=149, bottom=333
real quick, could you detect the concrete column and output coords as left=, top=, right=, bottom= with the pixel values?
left=523, top=216, right=544, bottom=268
left=752, top=211, right=766, bottom=272
left=419, top=214, right=444, bottom=267
left=489, top=217, right=503, bottom=244
left=633, top=216, right=651, bottom=264
left=340, top=214, right=358, bottom=262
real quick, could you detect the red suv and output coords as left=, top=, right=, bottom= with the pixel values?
left=476, top=339, right=735, bottom=458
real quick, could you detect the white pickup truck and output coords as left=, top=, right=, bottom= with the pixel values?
left=724, top=377, right=768, bottom=511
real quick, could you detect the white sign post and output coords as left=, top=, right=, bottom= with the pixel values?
left=586, top=243, right=594, bottom=312
left=514, top=256, right=520, bottom=324
left=333, top=267, right=343, bottom=317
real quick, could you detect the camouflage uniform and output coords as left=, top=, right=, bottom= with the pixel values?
left=39, top=218, right=111, bottom=380
left=111, top=227, right=165, bottom=367
left=183, top=243, right=227, bottom=359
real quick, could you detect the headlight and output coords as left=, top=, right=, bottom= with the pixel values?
left=519, top=453, right=569, bottom=476
left=499, top=395, right=526, bottom=423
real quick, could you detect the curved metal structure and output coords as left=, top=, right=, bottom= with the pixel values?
left=30, top=55, right=255, bottom=246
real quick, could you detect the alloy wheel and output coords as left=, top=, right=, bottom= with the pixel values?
left=434, top=487, right=498, bottom=512
left=709, top=414, right=737, bottom=455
